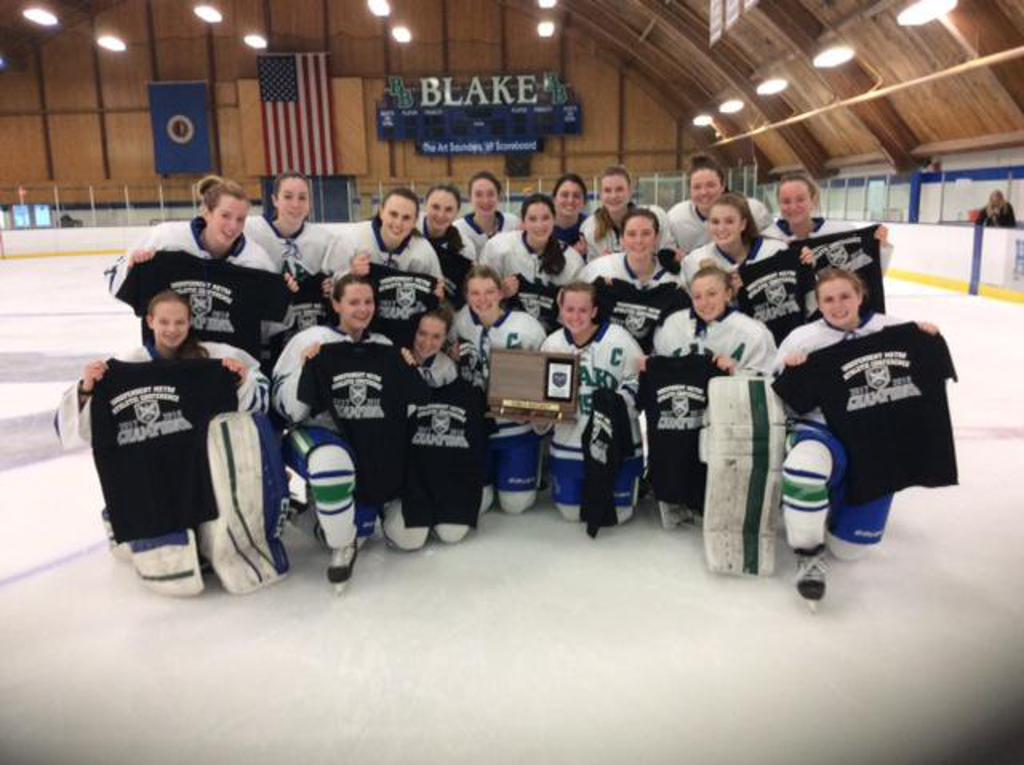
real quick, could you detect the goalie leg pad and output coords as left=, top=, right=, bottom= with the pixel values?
left=382, top=501, right=428, bottom=551
left=285, top=426, right=358, bottom=551
left=129, top=530, right=204, bottom=597
left=204, top=413, right=289, bottom=595
left=782, top=437, right=834, bottom=551
left=702, top=378, right=787, bottom=576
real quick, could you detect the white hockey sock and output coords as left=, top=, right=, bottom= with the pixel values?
left=782, top=440, right=832, bottom=551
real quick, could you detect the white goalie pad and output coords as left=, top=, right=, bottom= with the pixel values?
left=129, top=529, right=204, bottom=597
left=701, top=377, right=787, bottom=576
left=203, top=412, right=288, bottom=594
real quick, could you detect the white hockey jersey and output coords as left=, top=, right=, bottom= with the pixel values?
left=271, top=326, right=393, bottom=427
left=479, top=231, right=585, bottom=286
left=653, top=308, right=777, bottom=376
left=681, top=236, right=789, bottom=291
left=56, top=341, right=268, bottom=449
left=580, top=253, right=682, bottom=289
left=107, top=218, right=276, bottom=295
left=417, top=351, right=458, bottom=388
left=667, top=197, right=774, bottom=255
left=579, top=204, right=674, bottom=262
left=244, top=216, right=341, bottom=278
left=540, top=322, right=643, bottom=462
left=453, top=211, right=521, bottom=255
left=324, top=218, right=442, bottom=279
left=418, top=214, right=479, bottom=262
left=771, top=313, right=910, bottom=425
left=450, top=307, right=546, bottom=440
left=761, top=217, right=893, bottom=273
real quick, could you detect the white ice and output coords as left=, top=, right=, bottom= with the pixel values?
left=1, top=255, right=1022, bottom=765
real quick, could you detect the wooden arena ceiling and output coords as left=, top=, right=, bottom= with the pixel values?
left=2, top=0, right=1023, bottom=175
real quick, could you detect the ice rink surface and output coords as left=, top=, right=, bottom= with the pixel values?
left=1, top=255, right=1022, bottom=765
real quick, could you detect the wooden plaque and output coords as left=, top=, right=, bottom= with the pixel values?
left=487, top=349, right=579, bottom=422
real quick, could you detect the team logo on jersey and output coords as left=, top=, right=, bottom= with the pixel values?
left=812, top=236, right=873, bottom=273
left=396, top=285, right=417, bottom=308
left=432, top=412, right=450, bottom=434
left=821, top=242, right=850, bottom=267
left=348, top=382, right=367, bottom=406
left=865, top=363, right=891, bottom=390
left=111, top=385, right=193, bottom=445
left=190, top=293, right=212, bottom=316
left=614, top=303, right=661, bottom=339
left=766, top=281, right=788, bottom=306
left=134, top=400, right=161, bottom=425
left=671, top=395, right=690, bottom=417
left=166, top=115, right=195, bottom=145
left=625, top=311, right=646, bottom=333
left=656, top=384, right=705, bottom=431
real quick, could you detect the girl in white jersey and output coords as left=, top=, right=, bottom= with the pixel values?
left=761, top=171, right=893, bottom=272
left=419, top=184, right=478, bottom=307
left=579, top=165, right=673, bottom=261
left=453, top=171, right=521, bottom=254
left=551, top=173, right=589, bottom=254
left=580, top=208, right=681, bottom=289
left=773, top=269, right=939, bottom=608
left=57, top=290, right=268, bottom=583
left=481, top=193, right=584, bottom=329
left=386, top=308, right=470, bottom=550
left=682, top=193, right=788, bottom=291
left=107, top=175, right=276, bottom=295
left=451, top=265, right=547, bottom=515
left=540, top=282, right=644, bottom=523
left=272, top=275, right=394, bottom=592
left=667, top=155, right=774, bottom=256
left=325, top=187, right=442, bottom=280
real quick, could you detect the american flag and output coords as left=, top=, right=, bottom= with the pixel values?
left=258, top=53, right=335, bottom=176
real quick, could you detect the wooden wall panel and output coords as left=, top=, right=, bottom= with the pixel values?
left=504, top=5, right=559, bottom=72
left=565, top=41, right=619, bottom=154
left=623, top=77, right=676, bottom=153
left=217, top=107, right=245, bottom=179
left=0, top=117, right=49, bottom=182
left=213, top=0, right=264, bottom=82
left=331, top=0, right=387, bottom=76
left=560, top=154, right=619, bottom=179
left=96, top=0, right=150, bottom=110
left=389, top=0, right=445, bottom=76
left=153, top=1, right=208, bottom=81
left=105, top=112, right=156, bottom=179
left=396, top=144, right=449, bottom=180
left=237, top=79, right=266, bottom=177
left=49, top=115, right=104, bottom=181
left=0, top=58, right=43, bottom=113
left=450, top=156, right=505, bottom=187
left=42, top=25, right=98, bottom=111
left=269, top=0, right=325, bottom=51
left=334, top=78, right=369, bottom=176
left=446, top=0, right=501, bottom=75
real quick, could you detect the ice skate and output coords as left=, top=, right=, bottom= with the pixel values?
left=658, top=502, right=696, bottom=530
left=327, top=543, right=358, bottom=595
left=794, top=545, right=827, bottom=610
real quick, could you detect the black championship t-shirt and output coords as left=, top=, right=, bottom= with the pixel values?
left=738, top=247, right=815, bottom=345
left=402, top=379, right=487, bottom=528
left=793, top=225, right=886, bottom=317
left=596, top=280, right=691, bottom=354
left=116, top=251, right=291, bottom=359
left=297, top=341, right=429, bottom=505
left=271, top=275, right=336, bottom=360
left=90, top=358, right=238, bottom=542
left=428, top=237, right=473, bottom=310
left=639, top=354, right=725, bottom=511
left=367, top=263, right=440, bottom=348
left=581, top=388, right=634, bottom=538
left=772, top=322, right=958, bottom=505
left=507, top=276, right=561, bottom=333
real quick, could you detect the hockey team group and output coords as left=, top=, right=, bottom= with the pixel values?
left=54, top=156, right=958, bottom=608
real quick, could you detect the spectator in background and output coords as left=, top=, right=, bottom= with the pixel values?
left=977, top=190, right=1016, bottom=228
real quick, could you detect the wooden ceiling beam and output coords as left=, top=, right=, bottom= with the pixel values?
left=754, top=0, right=920, bottom=171
left=942, top=0, right=1024, bottom=117
left=630, top=0, right=830, bottom=177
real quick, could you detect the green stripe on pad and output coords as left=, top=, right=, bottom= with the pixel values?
left=743, top=381, right=769, bottom=575
left=782, top=479, right=828, bottom=504
left=311, top=482, right=354, bottom=506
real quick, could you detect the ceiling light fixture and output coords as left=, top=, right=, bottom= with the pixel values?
left=813, top=45, right=855, bottom=68
left=244, top=34, right=267, bottom=49
left=23, top=8, right=59, bottom=26
left=97, top=35, right=127, bottom=52
left=368, top=0, right=391, bottom=17
left=537, top=21, right=555, bottom=37
left=538, top=0, right=558, bottom=8
left=692, top=114, right=714, bottom=127
left=897, top=0, right=957, bottom=26
left=756, top=78, right=788, bottom=95
left=193, top=5, right=223, bottom=23
left=392, top=26, right=412, bottom=43
left=719, top=99, right=744, bottom=114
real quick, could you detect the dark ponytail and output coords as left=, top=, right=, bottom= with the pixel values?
left=521, top=193, right=565, bottom=277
